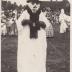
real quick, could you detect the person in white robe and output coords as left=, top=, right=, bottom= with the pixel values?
left=1, top=23, right=7, bottom=36
left=1, top=13, right=7, bottom=35
left=59, top=9, right=70, bottom=33
left=16, top=0, right=49, bottom=72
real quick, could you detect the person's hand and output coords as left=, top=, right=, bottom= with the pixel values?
left=39, top=21, right=46, bottom=29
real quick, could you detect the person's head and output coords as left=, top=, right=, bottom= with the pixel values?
left=61, top=9, right=65, bottom=14
left=27, top=0, right=40, bottom=13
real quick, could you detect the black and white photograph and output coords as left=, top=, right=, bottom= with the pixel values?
left=1, top=0, right=71, bottom=72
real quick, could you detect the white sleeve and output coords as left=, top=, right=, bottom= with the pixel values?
left=39, top=12, right=51, bottom=28
left=59, top=14, right=62, bottom=22
left=65, top=14, right=71, bottom=22
left=16, top=10, right=30, bottom=31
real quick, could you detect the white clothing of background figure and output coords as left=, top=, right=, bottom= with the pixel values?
left=1, top=13, right=7, bottom=35
left=16, top=7, right=49, bottom=72
left=1, top=23, right=7, bottom=35
left=42, top=10, right=54, bottom=37
left=59, top=9, right=68, bottom=33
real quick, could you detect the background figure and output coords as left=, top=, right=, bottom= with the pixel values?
left=10, top=13, right=18, bottom=35
left=1, top=23, right=7, bottom=36
left=6, top=17, right=13, bottom=35
left=42, top=7, right=54, bottom=37
left=1, top=12, right=7, bottom=36
left=59, top=9, right=69, bottom=33
left=46, top=7, right=54, bottom=37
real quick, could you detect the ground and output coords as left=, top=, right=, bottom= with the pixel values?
left=1, top=28, right=70, bottom=72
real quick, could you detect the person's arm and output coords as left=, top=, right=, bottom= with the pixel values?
left=16, top=10, right=30, bottom=32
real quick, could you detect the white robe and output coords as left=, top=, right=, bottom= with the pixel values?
left=1, top=23, right=7, bottom=35
left=59, top=13, right=70, bottom=33
left=16, top=10, right=48, bottom=72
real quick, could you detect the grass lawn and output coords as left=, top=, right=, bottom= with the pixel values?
left=1, top=30, right=70, bottom=72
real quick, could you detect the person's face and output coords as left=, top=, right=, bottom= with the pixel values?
left=61, top=9, right=64, bottom=14
left=27, top=2, right=40, bottom=13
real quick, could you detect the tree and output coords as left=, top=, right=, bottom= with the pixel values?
left=6, top=1, right=12, bottom=10
left=12, top=2, right=18, bottom=10
left=1, top=1, right=7, bottom=10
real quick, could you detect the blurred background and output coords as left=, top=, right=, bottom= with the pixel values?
left=1, top=0, right=70, bottom=36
